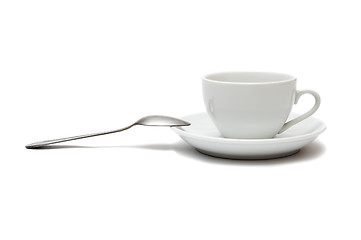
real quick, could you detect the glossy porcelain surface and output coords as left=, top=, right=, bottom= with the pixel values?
left=173, top=112, right=326, bottom=160
left=202, top=72, right=320, bottom=139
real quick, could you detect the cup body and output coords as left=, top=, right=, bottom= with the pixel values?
left=202, top=72, right=297, bottom=139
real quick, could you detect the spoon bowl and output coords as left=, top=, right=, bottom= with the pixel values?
left=136, top=115, right=191, bottom=126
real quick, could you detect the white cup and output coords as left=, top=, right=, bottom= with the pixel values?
left=202, top=72, right=321, bottom=139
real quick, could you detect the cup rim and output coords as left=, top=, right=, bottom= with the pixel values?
left=202, top=71, right=296, bottom=85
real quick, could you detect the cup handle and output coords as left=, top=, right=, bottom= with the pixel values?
left=278, top=90, right=321, bottom=134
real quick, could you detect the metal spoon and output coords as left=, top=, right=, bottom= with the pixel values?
left=25, top=115, right=190, bottom=149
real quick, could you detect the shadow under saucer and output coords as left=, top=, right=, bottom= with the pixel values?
left=28, top=140, right=326, bottom=166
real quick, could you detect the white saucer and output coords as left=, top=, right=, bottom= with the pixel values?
left=172, top=113, right=326, bottom=160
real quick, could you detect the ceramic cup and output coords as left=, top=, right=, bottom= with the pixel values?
left=202, top=72, right=321, bottom=139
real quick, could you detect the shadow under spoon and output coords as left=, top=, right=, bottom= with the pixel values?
left=25, top=115, right=190, bottom=149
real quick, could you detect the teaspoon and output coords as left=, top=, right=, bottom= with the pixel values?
left=25, top=115, right=190, bottom=149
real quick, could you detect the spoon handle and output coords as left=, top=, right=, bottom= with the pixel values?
left=25, top=124, right=134, bottom=149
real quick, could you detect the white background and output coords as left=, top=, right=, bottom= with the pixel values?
left=1, top=0, right=360, bottom=239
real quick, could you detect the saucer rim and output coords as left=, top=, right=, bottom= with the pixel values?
left=172, top=113, right=326, bottom=145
